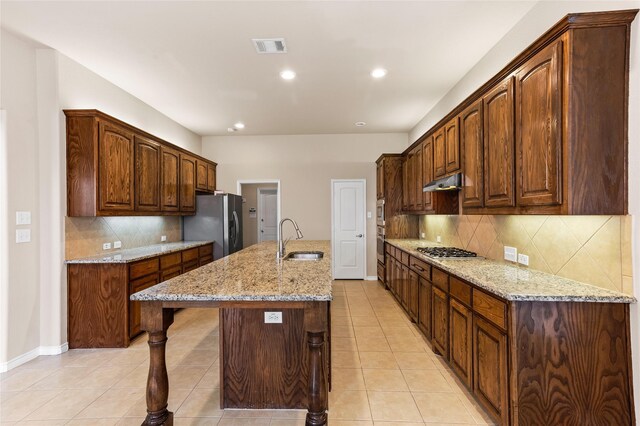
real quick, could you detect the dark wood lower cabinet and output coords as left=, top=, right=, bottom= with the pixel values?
left=383, top=243, right=635, bottom=426
left=449, top=298, right=472, bottom=388
left=431, top=286, right=449, bottom=359
left=68, top=243, right=213, bottom=348
left=473, top=316, right=508, bottom=424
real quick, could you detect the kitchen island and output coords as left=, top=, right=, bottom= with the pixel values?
left=131, top=240, right=332, bottom=426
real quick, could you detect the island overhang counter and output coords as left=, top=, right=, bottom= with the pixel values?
left=131, top=240, right=333, bottom=426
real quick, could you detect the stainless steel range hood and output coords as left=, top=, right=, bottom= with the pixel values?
left=423, top=173, right=462, bottom=192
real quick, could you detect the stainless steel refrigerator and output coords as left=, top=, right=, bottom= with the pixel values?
left=183, top=194, right=243, bottom=259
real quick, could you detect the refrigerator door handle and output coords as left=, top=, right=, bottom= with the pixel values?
left=232, top=210, right=240, bottom=249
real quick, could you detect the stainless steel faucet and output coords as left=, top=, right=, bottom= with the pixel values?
left=278, top=218, right=303, bottom=259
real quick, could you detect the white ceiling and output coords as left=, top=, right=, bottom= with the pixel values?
left=1, top=1, right=537, bottom=136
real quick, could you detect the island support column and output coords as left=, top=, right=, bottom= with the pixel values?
left=141, top=302, right=175, bottom=426
left=306, top=331, right=328, bottom=426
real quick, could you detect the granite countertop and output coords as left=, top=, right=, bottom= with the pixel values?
left=64, top=241, right=213, bottom=264
left=386, top=239, right=636, bottom=303
left=130, top=240, right=332, bottom=302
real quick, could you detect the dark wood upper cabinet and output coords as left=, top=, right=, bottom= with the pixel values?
left=134, top=136, right=161, bottom=212
left=98, top=121, right=135, bottom=213
left=413, top=145, right=423, bottom=212
left=433, top=129, right=446, bottom=178
left=483, top=77, right=515, bottom=208
left=196, top=160, right=209, bottom=191
left=444, top=117, right=460, bottom=174
left=460, top=99, right=484, bottom=208
left=515, top=40, right=562, bottom=207
left=180, top=154, right=197, bottom=213
left=402, top=156, right=409, bottom=211
left=161, top=146, right=180, bottom=212
left=65, top=110, right=217, bottom=217
left=406, top=150, right=416, bottom=211
left=207, top=163, right=216, bottom=192
left=422, top=139, right=433, bottom=211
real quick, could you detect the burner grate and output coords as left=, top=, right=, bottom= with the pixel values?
left=416, top=247, right=477, bottom=258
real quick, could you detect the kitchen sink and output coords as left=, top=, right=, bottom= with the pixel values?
left=284, top=251, right=324, bottom=261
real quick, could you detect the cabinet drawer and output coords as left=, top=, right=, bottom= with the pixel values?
left=160, top=252, right=182, bottom=270
left=129, top=258, right=159, bottom=280
left=199, top=244, right=213, bottom=257
left=410, top=256, right=431, bottom=279
left=473, top=289, right=507, bottom=330
left=130, top=273, right=160, bottom=293
left=160, top=265, right=182, bottom=281
left=401, top=251, right=410, bottom=266
left=199, top=255, right=213, bottom=266
left=450, top=277, right=471, bottom=307
left=432, top=268, right=449, bottom=292
left=182, top=247, right=199, bottom=263
left=385, top=244, right=393, bottom=255
left=183, top=260, right=199, bottom=273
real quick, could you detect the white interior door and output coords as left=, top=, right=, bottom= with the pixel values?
left=258, top=189, right=278, bottom=242
left=332, top=180, right=366, bottom=279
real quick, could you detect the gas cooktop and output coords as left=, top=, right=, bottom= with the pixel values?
left=416, top=247, right=478, bottom=258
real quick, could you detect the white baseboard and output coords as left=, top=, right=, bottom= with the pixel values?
left=0, top=342, right=69, bottom=373
left=365, top=276, right=379, bottom=281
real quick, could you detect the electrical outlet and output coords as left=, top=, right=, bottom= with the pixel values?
left=161, top=235, right=167, bottom=242
left=421, top=232, right=425, bottom=239
left=504, top=246, right=517, bottom=262
left=103, top=242, right=112, bottom=250
left=16, top=211, right=31, bottom=225
left=436, top=235, right=442, bottom=243
left=264, top=312, right=283, bottom=324
left=367, top=211, right=372, bottom=219
left=16, top=229, right=31, bottom=243
left=518, top=253, right=529, bottom=266
left=113, top=241, right=122, bottom=249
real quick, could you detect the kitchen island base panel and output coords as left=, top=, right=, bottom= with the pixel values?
left=140, top=300, right=329, bottom=425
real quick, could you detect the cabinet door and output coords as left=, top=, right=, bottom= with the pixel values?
left=483, top=77, right=515, bottom=207
left=134, top=136, right=161, bottom=212
left=422, top=138, right=434, bottom=211
left=98, top=121, right=135, bottom=212
left=196, top=160, right=208, bottom=191
left=444, top=117, right=460, bottom=174
left=515, top=40, right=563, bottom=207
left=395, top=258, right=402, bottom=300
left=376, top=162, right=383, bottom=199
left=129, top=273, right=159, bottom=337
left=180, top=154, right=197, bottom=213
left=473, top=316, right=509, bottom=425
left=407, top=151, right=416, bottom=211
left=160, top=146, right=180, bottom=212
left=418, top=277, right=432, bottom=339
left=460, top=100, right=484, bottom=208
left=431, top=286, right=449, bottom=358
left=385, top=254, right=392, bottom=289
left=414, top=146, right=423, bottom=211
left=408, top=270, right=419, bottom=322
left=402, top=157, right=409, bottom=211
left=400, top=263, right=409, bottom=311
left=449, top=299, right=472, bottom=388
left=207, top=163, right=216, bottom=192
left=433, top=129, right=446, bottom=178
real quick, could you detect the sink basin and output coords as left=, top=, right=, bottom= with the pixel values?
left=284, top=251, right=324, bottom=261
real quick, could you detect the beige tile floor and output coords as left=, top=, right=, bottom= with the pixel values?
left=0, top=280, right=496, bottom=425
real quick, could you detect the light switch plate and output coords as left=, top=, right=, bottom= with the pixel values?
left=16, top=211, right=31, bottom=225
left=103, top=242, right=112, bottom=250
left=161, top=235, right=167, bottom=242
left=367, top=211, right=372, bottom=219
left=436, top=235, right=442, bottom=243
left=421, top=233, right=425, bottom=238
left=16, top=229, right=31, bottom=243
left=504, top=246, right=518, bottom=262
left=264, top=312, right=283, bottom=324
left=113, top=241, right=122, bottom=249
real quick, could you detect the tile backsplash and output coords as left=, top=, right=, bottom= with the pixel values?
left=65, top=216, right=182, bottom=259
left=420, top=215, right=633, bottom=295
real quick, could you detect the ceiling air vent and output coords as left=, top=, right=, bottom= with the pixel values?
left=252, top=38, right=287, bottom=54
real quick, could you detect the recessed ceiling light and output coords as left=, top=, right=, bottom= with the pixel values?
left=280, top=70, right=296, bottom=80
left=371, top=68, right=387, bottom=79
left=233, top=122, right=245, bottom=130
left=355, top=122, right=366, bottom=127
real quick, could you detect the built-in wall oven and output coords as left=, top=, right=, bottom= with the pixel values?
left=376, top=199, right=385, bottom=226
left=376, top=225, right=385, bottom=264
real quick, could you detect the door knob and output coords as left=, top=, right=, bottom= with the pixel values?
left=356, top=234, right=363, bottom=238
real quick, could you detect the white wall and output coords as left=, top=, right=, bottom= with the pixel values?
left=202, top=133, right=408, bottom=277
left=410, top=1, right=640, bottom=418
left=0, top=28, right=202, bottom=370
